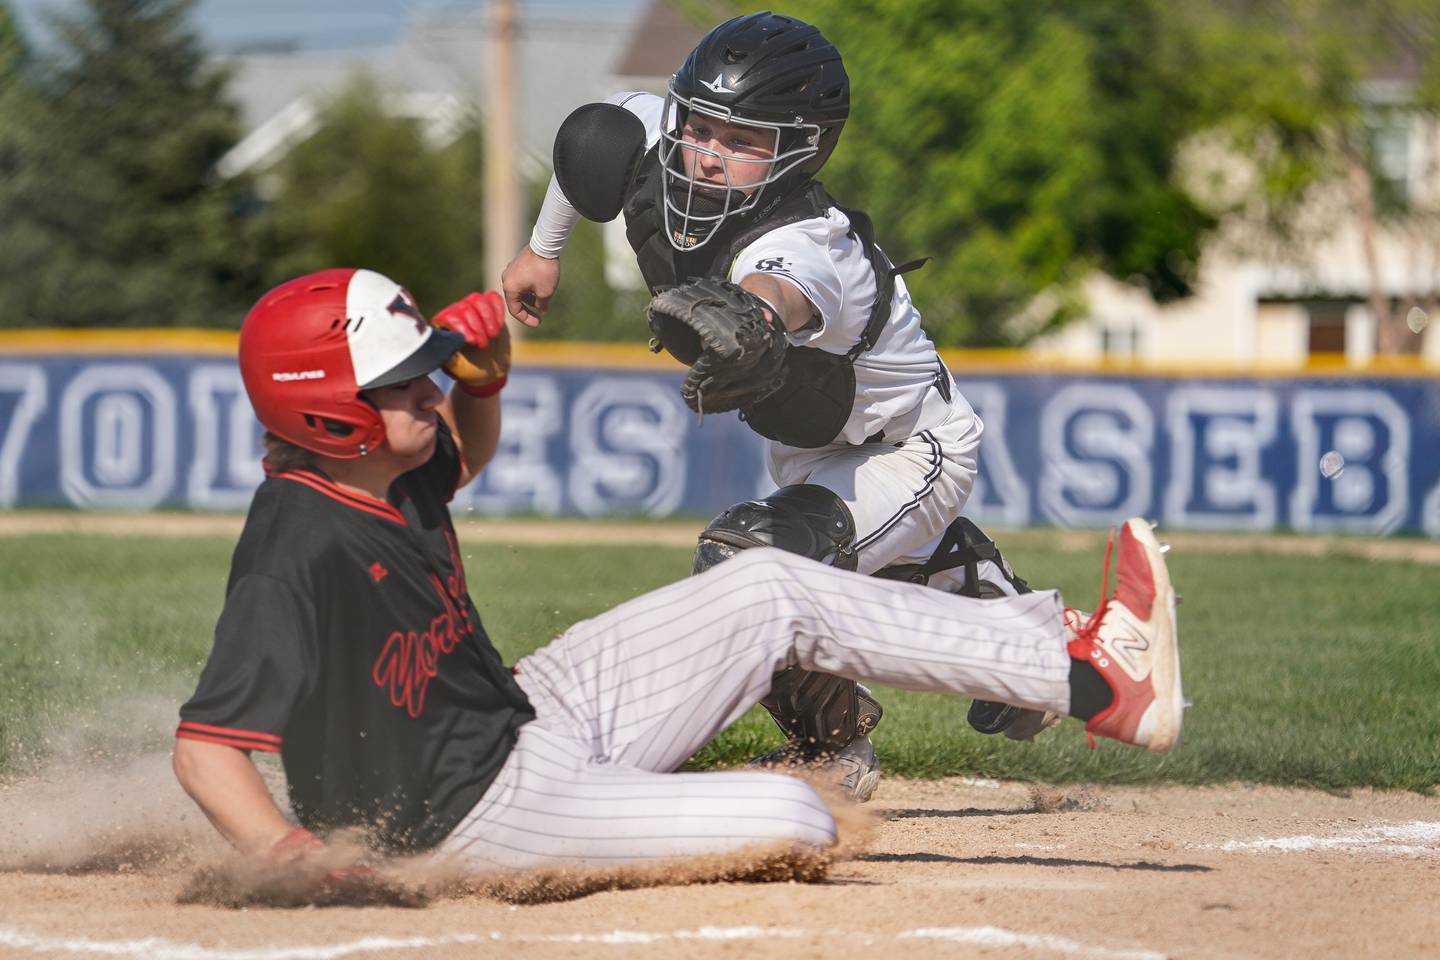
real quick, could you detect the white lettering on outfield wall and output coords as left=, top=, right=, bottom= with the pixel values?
left=1039, top=383, right=1155, bottom=526
left=459, top=376, right=565, bottom=515
left=0, top=364, right=49, bottom=508
left=1423, top=480, right=1440, bottom=539
left=568, top=379, right=687, bottom=517
left=92, top=393, right=145, bottom=485
left=960, top=382, right=1030, bottom=527
left=1290, top=388, right=1409, bottom=534
left=187, top=365, right=265, bottom=510
left=1164, top=387, right=1279, bottom=530
left=59, top=365, right=176, bottom=509
left=1, top=359, right=1435, bottom=537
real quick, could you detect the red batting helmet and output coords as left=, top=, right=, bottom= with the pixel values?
left=238, top=268, right=465, bottom=459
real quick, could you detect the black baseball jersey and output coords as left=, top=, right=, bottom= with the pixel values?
left=177, top=421, right=534, bottom=852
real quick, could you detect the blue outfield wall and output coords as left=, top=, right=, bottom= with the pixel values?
left=1, top=352, right=1438, bottom=537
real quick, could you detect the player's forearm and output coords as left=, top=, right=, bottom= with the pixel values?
left=740, top=273, right=817, bottom=333
left=529, top=176, right=581, bottom=258
left=445, top=388, right=502, bottom=486
left=172, top=737, right=294, bottom=856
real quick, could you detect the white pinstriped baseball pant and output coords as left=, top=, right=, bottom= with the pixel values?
left=438, top=547, right=1070, bottom=870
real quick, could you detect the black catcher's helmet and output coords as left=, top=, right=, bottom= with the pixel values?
left=661, top=11, right=849, bottom=249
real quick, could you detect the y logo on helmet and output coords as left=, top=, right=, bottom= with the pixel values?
left=387, top=291, right=426, bottom=334
left=701, top=74, right=735, bottom=94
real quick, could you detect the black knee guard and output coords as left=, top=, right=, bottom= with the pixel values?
left=694, top=486, right=873, bottom=750
left=760, top=666, right=883, bottom=753
left=693, top=484, right=859, bottom=574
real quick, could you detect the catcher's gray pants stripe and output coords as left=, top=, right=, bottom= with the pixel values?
left=439, top=548, right=1068, bottom=870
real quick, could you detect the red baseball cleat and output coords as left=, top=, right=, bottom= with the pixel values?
left=1066, top=518, right=1184, bottom=752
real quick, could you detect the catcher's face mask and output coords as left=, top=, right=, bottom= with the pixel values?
left=660, top=83, right=822, bottom=250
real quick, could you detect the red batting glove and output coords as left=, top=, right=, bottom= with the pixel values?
left=268, top=826, right=375, bottom=886
left=433, top=290, right=507, bottom=350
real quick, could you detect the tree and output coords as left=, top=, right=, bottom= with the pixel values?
left=1174, top=0, right=1440, bottom=356
left=0, top=0, right=257, bottom=327
left=0, top=1, right=24, bottom=88
left=259, top=75, right=489, bottom=317
left=773, top=0, right=1216, bottom=345
left=0, top=3, right=30, bottom=188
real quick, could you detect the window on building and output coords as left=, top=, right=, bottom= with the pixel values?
left=1365, top=105, right=1414, bottom=211
left=1306, top=301, right=1348, bottom=354
left=1100, top=324, right=1140, bottom=358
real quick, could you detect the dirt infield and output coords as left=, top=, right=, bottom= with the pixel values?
left=1, top=760, right=1436, bottom=960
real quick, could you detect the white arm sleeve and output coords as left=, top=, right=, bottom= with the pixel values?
left=528, top=91, right=666, bottom=260
left=528, top=177, right=579, bottom=260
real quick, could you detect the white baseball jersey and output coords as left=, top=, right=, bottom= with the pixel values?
left=731, top=213, right=955, bottom=447
left=531, top=91, right=985, bottom=576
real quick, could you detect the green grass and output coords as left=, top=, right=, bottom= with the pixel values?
left=2, top=530, right=1435, bottom=790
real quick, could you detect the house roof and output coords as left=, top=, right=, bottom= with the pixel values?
left=217, top=6, right=641, bottom=176
left=612, top=0, right=722, bottom=83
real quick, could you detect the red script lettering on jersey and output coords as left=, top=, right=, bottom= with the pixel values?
left=371, top=568, right=474, bottom=719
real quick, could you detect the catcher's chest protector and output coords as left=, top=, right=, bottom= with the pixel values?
left=623, top=150, right=917, bottom=448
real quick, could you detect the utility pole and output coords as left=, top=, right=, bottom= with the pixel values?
left=484, top=0, right=522, bottom=307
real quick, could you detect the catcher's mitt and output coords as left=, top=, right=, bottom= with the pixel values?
left=645, top=278, right=788, bottom=414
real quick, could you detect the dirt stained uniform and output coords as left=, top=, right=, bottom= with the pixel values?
left=177, top=423, right=534, bottom=852
left=178, top=424, right=1080, bottom=871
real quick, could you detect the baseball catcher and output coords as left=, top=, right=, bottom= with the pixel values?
left=502, top=12, right=1058, bottom=800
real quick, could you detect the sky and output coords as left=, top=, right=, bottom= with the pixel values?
left=7, top=0, right=649, bottom=53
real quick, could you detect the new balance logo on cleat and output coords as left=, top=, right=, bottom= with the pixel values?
left=1106, top=609, right=1152, bottom=680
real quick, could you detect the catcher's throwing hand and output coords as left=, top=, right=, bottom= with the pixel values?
left=646, top=278, right=788, bottom=414
left=435, top=290, right=511, bottom=395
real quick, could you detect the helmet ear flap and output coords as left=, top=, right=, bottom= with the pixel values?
left=279, top=396, right=388, bottom=459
